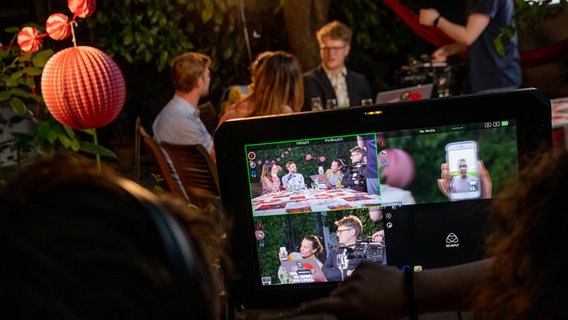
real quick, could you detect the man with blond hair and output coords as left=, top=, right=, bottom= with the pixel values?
left=302, top=20, right=372, bottom=111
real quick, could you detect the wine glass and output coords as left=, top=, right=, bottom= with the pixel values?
left=336, top=253, right=348, bottom=281
left=311, top=97, right=323, bottom=111
left=361, top=98, right=373, bottom=106
left=326, top=98, right=338, bottom=110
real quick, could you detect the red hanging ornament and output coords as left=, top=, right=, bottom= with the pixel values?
left=46, top=13, right=71, bottom=41
left=68, top=0, right=96, bottom=19
left=40, top=46, right=126, bottom=129
left=17, top=27, right=43, bottom=53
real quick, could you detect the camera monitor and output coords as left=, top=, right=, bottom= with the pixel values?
left=214, top=88, right=551, bottom=310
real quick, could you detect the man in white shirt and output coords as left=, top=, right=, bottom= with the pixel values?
left=153, top=51, right=214, bottom=158
left=281, top=160, right=306, bottom=191
left=152, top=52, right=215, bottom=201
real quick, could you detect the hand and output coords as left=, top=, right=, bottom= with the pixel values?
left=300, top=263, right=406, bottom=320
left=438, top=160, right=492, bottom=200
left=418, top=8, right=440, bottom=26
left=432, top=46, right=449, bottom=63
left=372, top=229, right=385, bottom=243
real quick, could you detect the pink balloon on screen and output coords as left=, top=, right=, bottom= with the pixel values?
left=41, top=46, right=126, bottom=129
left=46, top=13, right=71, bottom=41
left=17, top=27, right=43, bottom=53
left=379, top=148, right=415, bottom=189
left=369, top=208, right=382, bottom=221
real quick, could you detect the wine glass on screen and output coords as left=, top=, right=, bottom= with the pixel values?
left=336, top=252, right=348, bottom=281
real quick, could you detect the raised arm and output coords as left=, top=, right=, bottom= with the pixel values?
left=419, top=8, right=490, bottom=46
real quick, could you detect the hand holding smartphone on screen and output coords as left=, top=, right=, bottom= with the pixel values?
left=445, top=141, right=481, bottom=201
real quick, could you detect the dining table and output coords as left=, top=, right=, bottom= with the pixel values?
left=251, top=187, right=381, bottom=216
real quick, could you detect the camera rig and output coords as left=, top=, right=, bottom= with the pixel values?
left=345, top=236, right=385, bottom=264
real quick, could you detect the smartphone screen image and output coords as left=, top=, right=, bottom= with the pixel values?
left=445, top=141, right=481, bottom=201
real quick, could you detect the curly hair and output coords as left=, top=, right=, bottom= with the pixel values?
left=475, top=148, right=568, bottom=319
left=316, top=20, right=353, bottom=45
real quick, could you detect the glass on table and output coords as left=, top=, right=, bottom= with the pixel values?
left=261, top=276, right=272, bottom=285
left=311, top=97, right=323, bottom=111
left=326, top=98, right=338, bottom=110
left=336, top=253, right=348, bottom=281
left=361, top=98, right=373, bottom=106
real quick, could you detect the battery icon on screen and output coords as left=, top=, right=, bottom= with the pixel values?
left=501, top=120, right=509, bottom=126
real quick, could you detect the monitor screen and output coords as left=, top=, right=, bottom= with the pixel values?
left=214, top=88, right=551, bottom=310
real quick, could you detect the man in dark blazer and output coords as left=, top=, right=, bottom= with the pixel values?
left=302, top=20, right=373, bottom=111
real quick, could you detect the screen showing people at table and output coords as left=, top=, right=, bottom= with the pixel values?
left=247, top=135, right=381, bottom=216
left=245, top=119, right=518, bottom=217
left=256, top=210, right=385, bottom=286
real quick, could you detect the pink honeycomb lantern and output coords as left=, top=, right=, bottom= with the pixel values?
left=41, top=46, right=126, bottom=129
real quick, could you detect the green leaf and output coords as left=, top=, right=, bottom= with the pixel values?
left=80, top=141, right=117, bottom=158
left=80, top=128, right=96, bottom=136
left=21, top=66, right=42, bottom=76
left=11, top=88, right=29, bottom=98
left=124, top=34, right=134, bottom=46
left=5, top=26, right=20, bottom=33
left=9, top=97, right=26, bottom=115
left=64, top=125, right=77, bottom=138
left=31, top=49, right=54, bottom=67
left=0, top=90, right=11, bottom=101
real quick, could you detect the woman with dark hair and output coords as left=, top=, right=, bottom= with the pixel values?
left=260, top=162, right=281, bottom=195
left=280, top=235, right=325, bottom=269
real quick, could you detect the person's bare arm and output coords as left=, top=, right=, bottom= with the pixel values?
left=300, top=259, right=491, bottom=320
left=419, top=8, right=490, bottom=46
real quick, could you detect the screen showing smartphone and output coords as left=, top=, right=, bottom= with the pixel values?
left=445, top=140, right=481, bottom=201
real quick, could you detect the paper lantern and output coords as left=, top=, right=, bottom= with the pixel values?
left=46, top=13, right=71, bottom=41
left=17, top=27, right=43, bottom=53
left=379, top=148, right=415, bottom=188
left=41, top=46, right=126, bottom=129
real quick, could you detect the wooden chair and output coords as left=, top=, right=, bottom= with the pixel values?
left=159, top=141, right=220, bottom=210
left=135, top=118, right=187, bottom=201
left=198, top=101, right=218, bottom=135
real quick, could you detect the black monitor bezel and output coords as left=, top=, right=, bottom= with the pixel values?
left=214, top=88, right=552, bottom=310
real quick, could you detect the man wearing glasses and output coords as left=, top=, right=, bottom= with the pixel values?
left=341, top=146, right=367, bottom=192
left=322, top=215, right=364, bottom=281
left=302, top=20, right=373, bottom=111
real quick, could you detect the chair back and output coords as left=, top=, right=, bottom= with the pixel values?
left=159, top=141, right=220, bottom=209
left=198, top=101, right=218, bottom=135
left=137, top=122, right=186, bottom=201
